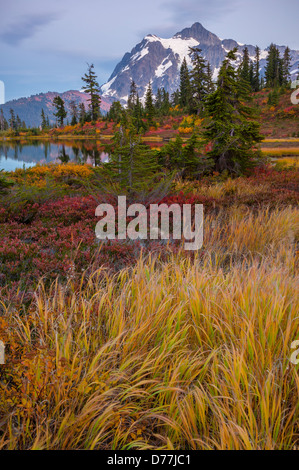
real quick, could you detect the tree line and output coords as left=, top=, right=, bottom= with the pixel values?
left=0, top=42, right=295, bottom=133
left=100, top=47, right=265, bottom=182
left=106, top=42, right=295, bottom=123
left=0, top=108, right=26, bottom=132
left=49, top=42, right=294, bottom=130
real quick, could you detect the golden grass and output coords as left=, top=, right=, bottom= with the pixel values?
left=262, top=148, right=299, bottom=156
left=0, top=206, right=298, bottom=450
left=263, top=139, right=299, bottom=143
left=175, top=177, right=270, bottom=199
left=271, top=157, right=299, bottom=168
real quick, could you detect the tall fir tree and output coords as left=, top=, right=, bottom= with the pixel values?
left=253, top=46, right=261, bottom=92
left=265, top=44, right=281, bottom=88
left=155, top=87, right=163, bottom=112
left=127, top=80, right=138, bottom=112
left=81, top=63, right=101, bottom=121
left=171, top=89, right=180, bottom=107
left=179, top=57, right=192, bottom=110
left=69, top=100, right=78, bottom=125
left=133, top=94, right=145, bottom=131
left=161, top=88, right=170, bottom=115
left=16, top=115, right=22, bottom=130
left=206, top=62, right=216, bottom=94
left=282, top=46, right=292, bottom=86
left=238, top=47, right=251, bottom=84
left=0, top=109, right=8, bottom=131
left=144, top=81, right=155, bottom=124
left=41, top=109, right=48, bottom=129
left=9, top=108, right=16, bottom=130
left=188, top=47, right=208, bottom=114
left=78, top=103, right=86, bottom=124
left=249, top=61, right=254, bottom=90
left=203, top=48, right=263, bottom=174
left=53, top=96, right=67, bottom=127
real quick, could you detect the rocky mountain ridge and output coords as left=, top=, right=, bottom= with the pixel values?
left=101, top=22, right=299, bottom=103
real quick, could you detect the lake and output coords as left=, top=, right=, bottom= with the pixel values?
left=0, top=140, right=109, bottom=172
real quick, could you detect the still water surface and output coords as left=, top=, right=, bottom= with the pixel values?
left=0, top=140, right=109, bottom=172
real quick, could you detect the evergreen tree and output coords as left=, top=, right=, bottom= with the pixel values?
left=206, top=62, right=215, bottom=94
left=9, top=109, right=16, bottom=130
left=41, top=109, right=48, bottom=129
left=179, top=57, right=192, bottom=109
left=0, top=109, right=4, bottom=131
left=237, top=47, right=254, bottom=97
left=239, top=47, right=251, bottom=84
left=153, top=87, right=171, bottom=116
left=79, top=103, right=86, bottom=124
left=127, top=80, right=138, bottom=112
left=265, top=44, right=281, bottom=88
left=278, top=57, right=284, bottom=87
left=133, top=94, right=145, bottom=132
left=16, top=115, right=22, bottom=130
left=188, top=47, right=208, bottom=114
left=203, top=48, right=264, bottom=174
left=81, top=63, right=101, bottom=121
left=161, top=88, right=170, bottom=115
left=155, top=87, right=163, bottom=112
left=171, top=89, right=180, bottom=107
left=158, top=133, right=213, bottom=178
left=144, top=81, right=155, bottom=124
left=0, top=109, right=8, bottom=131
left=69, top=100, right=78, bottom=125
left=282, top=46, right=292, bottom=86
left=103, top=115, right=160, bottom=199
left=253, top=46, right=261, bottom=92
left=107, top=101, right=123, bottom=123
left=249, top=61, right=254, bottom=90
left=53, top=96, right=67, bottom=127
left=268, top=88, right=279, bottom=106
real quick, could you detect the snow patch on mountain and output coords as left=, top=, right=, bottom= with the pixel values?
left=131, top=47, right=149, bottom=63
left=101, top=76, right=117, bottom=96
left=158, top=37, right=199, bottom=65
left=100, top=22, right=299, bottom=104
left=143, top=34, right=200, bottom=66
left=155, top=59, right=173, bottom=77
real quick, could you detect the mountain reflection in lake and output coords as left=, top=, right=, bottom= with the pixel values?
left=0, top=140, right=109, bottom=172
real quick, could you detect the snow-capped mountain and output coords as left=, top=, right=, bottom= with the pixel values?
left=101, top=22, right=299, bottom=103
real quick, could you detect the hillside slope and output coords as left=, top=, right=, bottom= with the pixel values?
left=0, top=90, right=113, bottom=128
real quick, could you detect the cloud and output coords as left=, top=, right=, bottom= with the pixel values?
left=163, top=0, right=241, bottom=24
left=138, top=0, right=242, bottom=38
left=0, top=12, right=59, bottom=46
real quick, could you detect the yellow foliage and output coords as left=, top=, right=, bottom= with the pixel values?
left=10, top=163, right=94, bottom=185
left=178, top=126, right=193, bottom=134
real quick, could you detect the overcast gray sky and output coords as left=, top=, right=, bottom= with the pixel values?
left=0, top=0, right=298, bottom=101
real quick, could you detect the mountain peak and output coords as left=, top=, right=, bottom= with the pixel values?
left=175, top=22, right=221, bottom=46
left=175, top=21, right=205, bottom=36
left=101, top=23, right=299, bottom=103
